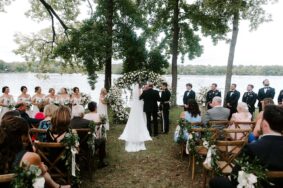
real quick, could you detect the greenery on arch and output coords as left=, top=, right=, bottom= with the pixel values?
left=107, top=70, right=164, bottom=122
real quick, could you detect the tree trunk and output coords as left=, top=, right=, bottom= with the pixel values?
left=224, top=11, right=239, bottom=105
left=104, top=0, right=114, bottom=90
left=171, top=0, right=180, bottom=106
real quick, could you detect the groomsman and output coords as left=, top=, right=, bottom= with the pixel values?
left=225, top=83, right=240, bottom=119
left=278, top=89, right=283, bottom=105
left=183, top=83, right=195, bottom=110
left=258, top=79, right=275, bottom=112
left=160, top=82, right=171, bottom=134
left=206, top=83, right=221, bottom=110
left=242, top=84, right=257, bottom=116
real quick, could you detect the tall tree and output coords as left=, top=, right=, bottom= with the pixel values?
left=203, top=0, right=277, bottom=101
left=142, top=0, right=229, bottom=105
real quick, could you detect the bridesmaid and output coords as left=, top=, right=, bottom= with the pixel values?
left=0, top=86, right=15, bottom=121
left=46, top=88, right=58, bottom=105
left=71, top=87, right=82, bottom=106
left=31, top=86, right=46, bottom=117
left=58, top=88, right=71, bottom=106
left=17, top=86, right=32, bottom=116
left=97, top=88, right=109, bottom=130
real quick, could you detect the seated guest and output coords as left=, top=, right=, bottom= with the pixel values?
left=47, top=106, right=71, bottom=143
left=38, top=104, right=59, bottom=142
left=15, top=103, right=40, bottom=128
left=180, top=99, right=201, bottom=123
left=71, top=104, right=107, bottom=168
left=210, top=105, right=283, bottom=188
left=1, top=110, right=21, bottom=121
left=70, top=105, right=90, bottom=129
left=84, top=102, right=100, bottom=122
left=203, top=96, right=230, bottom=128
left=253, top=98, right=274, bottom=138
left=228, top=102, right=252, bottom=140
left=0, top=117, right=70, bottom=188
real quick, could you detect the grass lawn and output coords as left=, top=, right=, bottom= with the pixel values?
left=81, top=107, right=205, bottom=188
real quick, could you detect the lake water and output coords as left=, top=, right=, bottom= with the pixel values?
left=0, top=73, right=282, bottom=105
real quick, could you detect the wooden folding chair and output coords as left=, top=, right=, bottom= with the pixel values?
left=0, top=174, right=15, bottom=185
left=73, top=128, right=95, bottom=178
left=202, top=139, right=247, bottom=188
left=30, top=128, right=47, bottom=141
left=266, top=171, right=283, bottom=187
left=188, top=128, right=218, bottom=181
left=222, top=128, right=252, bottom=141
left=209, top=120, right=230, bottom=129
left=33, top=142, right=69, bottom=183
left=233, top=121, right=256, bottom=130
left=179, top=122, right=203, bottom=159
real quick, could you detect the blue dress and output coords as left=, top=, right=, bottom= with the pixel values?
left=38, top=120, right=51, bottom=142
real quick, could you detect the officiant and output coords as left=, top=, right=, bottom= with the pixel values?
left=160, top=82, right=171, bottom=134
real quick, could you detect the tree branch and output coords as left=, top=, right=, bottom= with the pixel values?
left=86, top=0, right=94, bottom=16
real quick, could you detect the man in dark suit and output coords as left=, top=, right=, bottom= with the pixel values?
left=225, top=83, right=240, bottom=119
left=160, top=82, right=171, bottom=134
left=258, top=79, right=275, bottom=112
left=183, top=83, right=195, bottom=110
left=210, top=105, right=283, bottom=188
left=242, top=84, right=257, bottom=116
left=15, top=102, right=40, bottom=128
left=206, top=83, right=221, bottom=110
left=277, top=89, right=283, bottom=105
left=70, top=105, right=107, bottom=168
left=140, top=83, right=161, bottom=136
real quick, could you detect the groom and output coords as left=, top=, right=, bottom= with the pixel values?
left=140, top=83, right=161, bottom=137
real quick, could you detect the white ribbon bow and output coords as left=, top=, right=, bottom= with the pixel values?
left=237, top=171, right=257, bottom=188
left=203, top=145, right=216, bottom=170
left=71, top=146, right=78, bottom=176
left=32, top=177, right=45, bottom=188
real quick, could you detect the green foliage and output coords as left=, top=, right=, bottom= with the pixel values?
left=12, top=163, right=42, bottom=188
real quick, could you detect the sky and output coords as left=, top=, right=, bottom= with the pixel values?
left=0, top=1, right=282, bottom=66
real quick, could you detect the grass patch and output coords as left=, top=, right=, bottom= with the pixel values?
left=81, top=107, right=204, bottom=188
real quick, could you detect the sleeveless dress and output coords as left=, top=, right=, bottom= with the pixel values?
left=18, top=95, right=32, bottom=117
left=0, top=95, right=15, bottom=121
left=119, top=84, right=152, bottom=152
left=72, top=96, right=82, bottom=106
left=59, top=95, right=71, bottom=106
left=97, top=95, right=109, bottom=130
left=32, top=95, right=45, bottom=117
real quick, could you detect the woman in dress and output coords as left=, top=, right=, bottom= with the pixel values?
left=0, top=116, right=70, bottom=188
left=97, top=88, right=109, bottom=130
left=58, top=87, right=71, bottom=106
left=17, top=86, right=32, bottom=116
left=71, top=87, right=82, bottom=106
left=0, top=86, right=15, bottom=121
left=228, top=102, right=252, bottom=140
left=119, top=84, right=152, bottom=152
left=31, top=86, right=45, bottom=117
left=46, top=88, right=58, bottom=105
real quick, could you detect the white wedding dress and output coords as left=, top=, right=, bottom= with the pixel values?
left=119, top=84, right=152, bottom=152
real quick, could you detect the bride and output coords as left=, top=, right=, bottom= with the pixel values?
left=119, top=84, right=152, bottom=152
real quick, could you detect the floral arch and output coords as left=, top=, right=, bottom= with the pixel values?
left=107, top=70, right=164, bottom=122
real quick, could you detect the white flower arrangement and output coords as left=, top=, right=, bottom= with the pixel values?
left=80, top=93, right=91, bottom=107
left=196, top=86, right=210, bottom=105
left=237, top=171, right=257, bottom=188
left=107, top=70, right=164, bottom=122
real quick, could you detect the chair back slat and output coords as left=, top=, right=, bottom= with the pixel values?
left=0, top=174, right=15, bottom=183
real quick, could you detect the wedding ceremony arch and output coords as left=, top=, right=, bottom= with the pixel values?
left=106, top=70, right=164, bottom=122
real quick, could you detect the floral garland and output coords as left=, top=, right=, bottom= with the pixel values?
left=107, top=70, right=164, bottom=122
left=61, top=129, right=81, bottom=185
left=234, top=155, right=271, bottom=188
left=12, top=163, right=45, bottom=188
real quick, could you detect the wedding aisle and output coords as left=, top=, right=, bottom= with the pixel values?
left=82, top=107, right=204, bottom=188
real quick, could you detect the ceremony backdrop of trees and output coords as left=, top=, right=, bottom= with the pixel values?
left=0, top=0, right=277, bottom=105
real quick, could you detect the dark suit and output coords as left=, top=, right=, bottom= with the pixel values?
left=258, top=87, right=275, bottom=111
left=210, top=135, right=283, bottom=188
left=70, top=117, right=106, bottom=164
left=277, top=90, right=283, bottom=105
left=242, top=91, right=257, bottom=115
left=183, top=90, right=196, bottom=105
left=160, top=89, right=171, bottom=133
left=140, top=88, right=161, bottom=136
left=18, top=110, right=40, bottom=128
left=206, top=90, right=221, bottom=109
left=225, top=90, right=240, bottom=119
